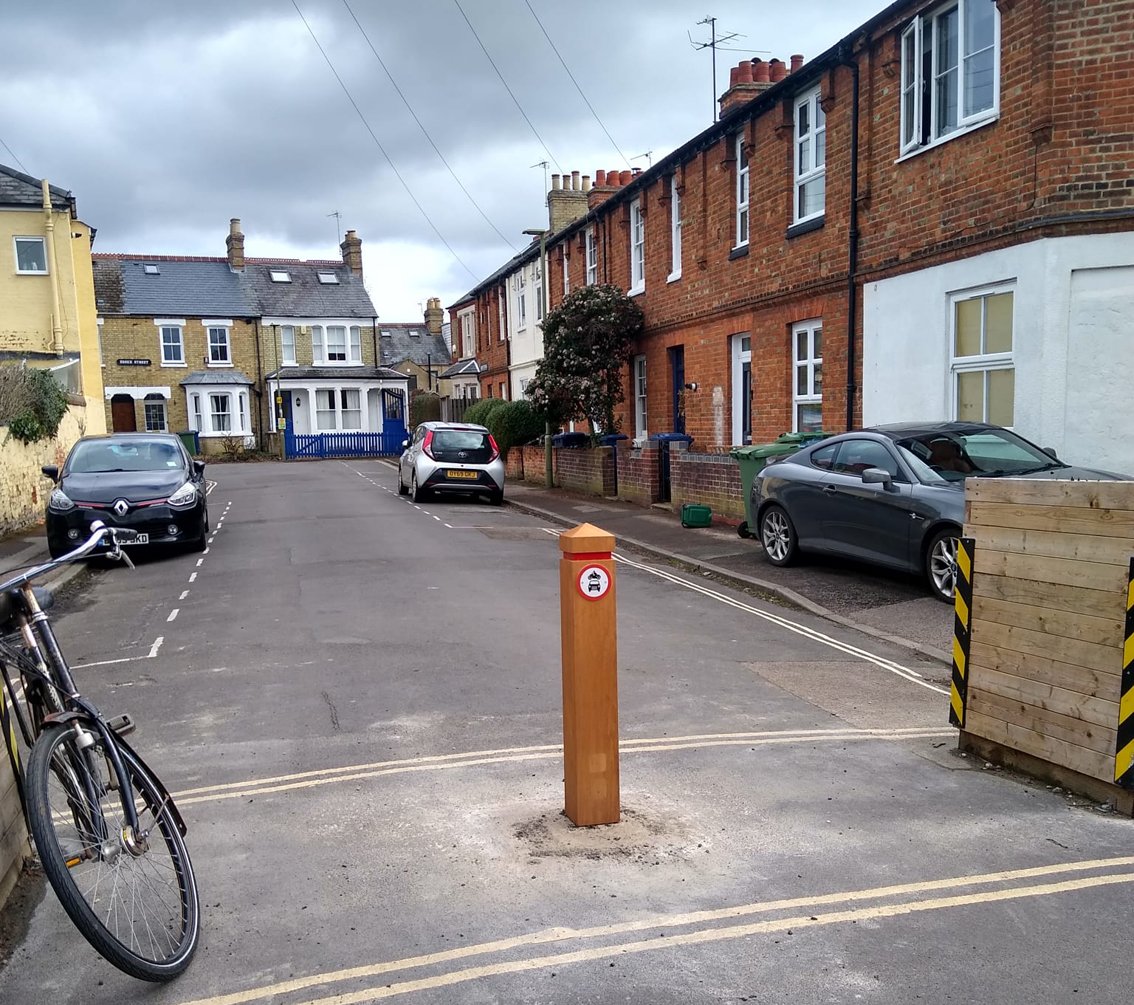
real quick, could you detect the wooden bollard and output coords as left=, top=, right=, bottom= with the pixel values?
left=558, top=523, right=620, bottom=826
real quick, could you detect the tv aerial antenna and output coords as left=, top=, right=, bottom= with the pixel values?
left=689, top=16, right=745, bottom=122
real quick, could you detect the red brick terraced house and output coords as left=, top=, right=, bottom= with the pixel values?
left=470, top=0, right=1134, bottom=475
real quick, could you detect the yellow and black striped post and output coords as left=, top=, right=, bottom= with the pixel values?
left=950, top=537, right=975, bottom=728
left=1115, top=558, right=1134, bottom=789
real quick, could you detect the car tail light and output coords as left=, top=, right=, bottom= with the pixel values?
left=422, top=429, right=435, bottom=459
left=487, top=435, right=500, bottom=463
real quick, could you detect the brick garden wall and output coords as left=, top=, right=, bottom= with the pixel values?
left=615, top=439, right=660, bottom=506
left=670, top=446, right=745, bottom=522
left=520, top=445, right=557, bottom=485
left=556, top=447, right=616, bottom=496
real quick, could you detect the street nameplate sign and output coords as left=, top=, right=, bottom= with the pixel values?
left=116, top=358, right=152, bottom=366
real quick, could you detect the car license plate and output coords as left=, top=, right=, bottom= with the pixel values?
left=124, top=534, right=149, bottom=545
left=446, top=470, right=479, bottom=480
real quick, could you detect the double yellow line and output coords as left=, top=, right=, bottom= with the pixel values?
left=176, top=856, right=1134, bottom=1005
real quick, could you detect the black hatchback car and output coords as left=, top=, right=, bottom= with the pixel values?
left=43, top=433, right=209, bottom=558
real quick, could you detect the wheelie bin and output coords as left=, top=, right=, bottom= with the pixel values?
left=731, top=432, right=829, bottom=539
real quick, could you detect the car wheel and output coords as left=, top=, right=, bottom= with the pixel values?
left=925, top=528, right=960, bottom=603
left=759, top=505, right=798, bottom=566
left=397, top=469, right=408, bottom=495
left=189, top=518, right=208, bottom=553
left=410, top=471, right=428, bottom=504
left=488, top=489, right=504, bottom=506
left=203, top=505, right=210, bottom=535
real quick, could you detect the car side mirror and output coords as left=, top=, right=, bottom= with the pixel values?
left=401, top=439, right=410, bottom=451
left=41, top=465, right=59, bottom=482
left=861, top=467, right=893, bottom=487
left=193, top=460, right=206, bottom=475
left=1042, top=446, right=1059, bottom=459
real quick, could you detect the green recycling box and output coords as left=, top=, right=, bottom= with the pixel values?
left=730, top=432, right=830, bottom=539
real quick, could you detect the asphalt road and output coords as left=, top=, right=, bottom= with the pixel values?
left=0, top=460, right=1129, bottom=1004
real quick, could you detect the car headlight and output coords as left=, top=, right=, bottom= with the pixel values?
left=48, top=488, right=75, bottom=512
left=167, top=481, right=198, bottom=509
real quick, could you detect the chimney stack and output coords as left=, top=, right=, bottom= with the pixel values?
left=547, top=168, right=590, bottom=232
left=226, top=218, right=245, bottom=271
left=718, top=54, right=801, bottom=116
left=424, top=296, right=444, bottom=335
left=340, top=229, right=363, bottom=278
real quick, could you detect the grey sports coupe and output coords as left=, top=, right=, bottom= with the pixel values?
left=751, top=421, right=1129, bottom=602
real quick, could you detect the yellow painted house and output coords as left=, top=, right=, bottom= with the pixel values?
left=0, top=164, right=105, bottom=426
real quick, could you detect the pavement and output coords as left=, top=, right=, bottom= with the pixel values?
left=501, top=480, right=955, bottom=667
left=0, top=525, right=86, bottom=597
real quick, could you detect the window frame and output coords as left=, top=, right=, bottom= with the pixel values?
left=899, top=0, right=1000, bottom=157
left=794, top=87, right=826, bottom=225
left=14, top=236, right=48, bottom=275
left=734, top=133, right=750, bottom=250
left=629, top=198, right=645, bottom=296
left=143, top=395, right=168, bottom=432
left=516, top=271, right=527, bottom=330
left=791, top=319, right=824, bottom=433
left=949, top=284, right=1015, bottom=426
left=209, top=392, right=233, bottom=433
left=205, top=321, right=233, bottom=366
left=280, top=324, right=297, bottom=365
left=668, top=175, right=682, bottom=283
left=156, top=319, right=186, bottom=367
left=633, top=354, right=648, bottom=439
left=584, top=227, right=598, bottom=286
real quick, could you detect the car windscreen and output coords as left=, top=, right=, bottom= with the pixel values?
left=899, top=427, right=1057, bottom=479
left=430, top=430, right=493, bottom=463
left=68, top=440, right=184, bottom=474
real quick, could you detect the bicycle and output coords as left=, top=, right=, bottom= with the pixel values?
left=0, top=522, right=200, bottom=982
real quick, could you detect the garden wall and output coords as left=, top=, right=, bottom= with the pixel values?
left=670, top=446, right=745, bottom=522
left=615, top=439, right=660, bottom=506
left=556, top=447, right=616, bottom=497
left=0, top=403, right=88, bottom=537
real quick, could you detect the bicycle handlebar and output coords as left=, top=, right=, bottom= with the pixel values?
left=0, top=522, right=135, bottom=598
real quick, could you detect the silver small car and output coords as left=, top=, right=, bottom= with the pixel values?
left=397, top=421, right=505, bottom=505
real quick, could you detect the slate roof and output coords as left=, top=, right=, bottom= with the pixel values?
left=179, top=370, right=253, bottom=386
left=377, top=324, right=451, bottom=370
left=93, top=258, right=249, bottom=317
left=242, top=260, right=375, bottom=318
left=0, top=164, right=74, bottom=211
left=91, top=255, right=377, bottom=320
left=263, top=366, right=407, bottom=381
left=439, top=358, right=482, bottom=379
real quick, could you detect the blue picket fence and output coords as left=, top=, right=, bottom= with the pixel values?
left=287, top=427, right=405, bottom=459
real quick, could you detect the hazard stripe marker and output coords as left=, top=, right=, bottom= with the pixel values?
left=950, top=537, right=975, bottom=729
left=1115, top=558, right=1134, bottom=788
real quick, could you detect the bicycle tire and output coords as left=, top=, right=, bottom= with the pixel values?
left=26, top=722, right=200, bottom=981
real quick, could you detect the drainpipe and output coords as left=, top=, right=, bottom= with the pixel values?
left=840, top=44, right=861, bottom=432
left=254, top=318, right=265, bottom=450
left=42, top=180, right=64, bottom=354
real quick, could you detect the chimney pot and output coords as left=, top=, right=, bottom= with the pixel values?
left=595, top=169, right=607, bottom=186
left=582, top=174, right=591, bottom=192
left=791, top=53, right=804, bottom=73
left=619, top=169, right=633, bottom=186
left=551, top=174, right=561, bottom=190
left=737, top=60, right=753, bottom=84
left=754, top=59, right=769, bottom=83
left=729, top=65, right=740, bottom=87
left=571, top=170, right=580, bottom=191
left=770, top=58, right=786, bottom=82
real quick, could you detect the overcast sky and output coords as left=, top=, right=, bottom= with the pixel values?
left=2, top=0, right=882, bottom=324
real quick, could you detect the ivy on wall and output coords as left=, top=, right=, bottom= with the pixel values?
left=0, top=366, right=70, bottom=444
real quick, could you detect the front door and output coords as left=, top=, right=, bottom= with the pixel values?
left=111, top=394, right=137, bottom=432
left=668, top=345, right=686, bottom=435
left=731, top=335, right=752, bottom=446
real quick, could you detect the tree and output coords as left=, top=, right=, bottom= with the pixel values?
left=526, top=284, right=644, bottom=435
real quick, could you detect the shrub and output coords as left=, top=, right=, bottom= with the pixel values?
left=410, top=391, right=442, bottom=425
left=464, top=397, right=506, bottom=427
left=0, top=365, right=70, bottom=445
left=485, top=400, right=546, bottom=458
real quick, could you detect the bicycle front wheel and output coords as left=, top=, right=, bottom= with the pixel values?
left=26, top=723, right=200, bottom=981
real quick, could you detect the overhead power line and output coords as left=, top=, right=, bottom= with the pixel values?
left=451, top=0, right=564, bottom=175
left=291, top=0, right=479, bottom=283
left=340, top=0, right=518, bottom=253
left=0, top=135, right=30, bottom=175
left=523, top=0, right=631, bottom=170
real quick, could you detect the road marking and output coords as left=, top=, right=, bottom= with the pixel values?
left=196, top=558, right=204, bottom=567
left=189, top=572, right=197, bottom=583
left=172, top=727, right=952, bottom=806
left=179, top=590, right=189, bottom=600
left=74, top=635, right=164, bottom=670
left=167, top=609, right=179, bottom=622
left=611, top=550, right=948, bottom=695
left=173, top=858, right=1134, bottom=1005
left=148, top=636, right=164, bottom=658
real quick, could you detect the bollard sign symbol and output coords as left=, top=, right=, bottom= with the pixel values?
left=577, top=564, right=610, bottom=601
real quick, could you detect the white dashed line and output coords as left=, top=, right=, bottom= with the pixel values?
left=196, top=559, right=204, bottom=567
left=189, top=572, right=197, bottom=582
left=148, top=636, right=164, bottom=658
left=180, top=590, right=190, bottom=600
left=167, top=609, right=180, bottom=623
